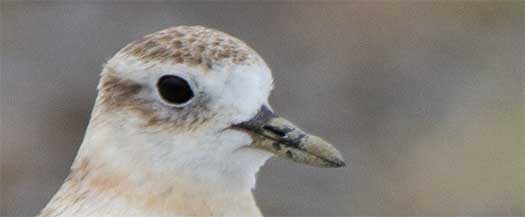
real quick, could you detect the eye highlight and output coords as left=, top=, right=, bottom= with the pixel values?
left=157, top=75, right=194, bottom=106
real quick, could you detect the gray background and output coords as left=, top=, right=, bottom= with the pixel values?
left=1, top=2, right=524, bottom=216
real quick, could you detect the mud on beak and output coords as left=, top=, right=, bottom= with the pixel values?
left=233, top=106, right=345, bottom=168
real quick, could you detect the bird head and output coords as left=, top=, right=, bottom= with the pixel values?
left=81, top=26, right=344, bottom=188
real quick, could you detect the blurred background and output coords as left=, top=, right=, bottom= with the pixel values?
left=1, top=2, right=523, bottom=216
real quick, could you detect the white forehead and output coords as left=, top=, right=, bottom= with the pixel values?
left=105, top=55, right=274, bottom=123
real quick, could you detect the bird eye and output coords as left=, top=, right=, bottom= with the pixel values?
left=157, top=75, right=194, bottom=106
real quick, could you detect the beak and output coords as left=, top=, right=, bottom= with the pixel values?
left=233, top=105, right=345, bottom=168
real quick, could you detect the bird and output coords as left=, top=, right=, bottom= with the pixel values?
left=38, top=25, right=345, bottom=217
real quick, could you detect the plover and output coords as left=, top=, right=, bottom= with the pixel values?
left=39, top=26, right=345, bottom=217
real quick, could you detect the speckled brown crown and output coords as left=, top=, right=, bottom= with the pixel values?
left=118, top=26, right=260, bottom=69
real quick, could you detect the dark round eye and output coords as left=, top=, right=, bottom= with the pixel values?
left=157, top=75, right=194, bottom=105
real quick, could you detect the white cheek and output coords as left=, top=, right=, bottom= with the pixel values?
left=216, top=129, right=253, bottom=149
left=216, top=63, right=274, bottom=123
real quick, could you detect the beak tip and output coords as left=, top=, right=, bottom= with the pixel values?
left=328, top=158, right=346, bottom=168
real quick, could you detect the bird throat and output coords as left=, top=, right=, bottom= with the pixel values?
left=40, top=119, right=267, bottom=216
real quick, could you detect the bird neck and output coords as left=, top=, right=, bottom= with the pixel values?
left=41, top=110, right=269, bottom=217
left=41, top=157, right=262, bottom=217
